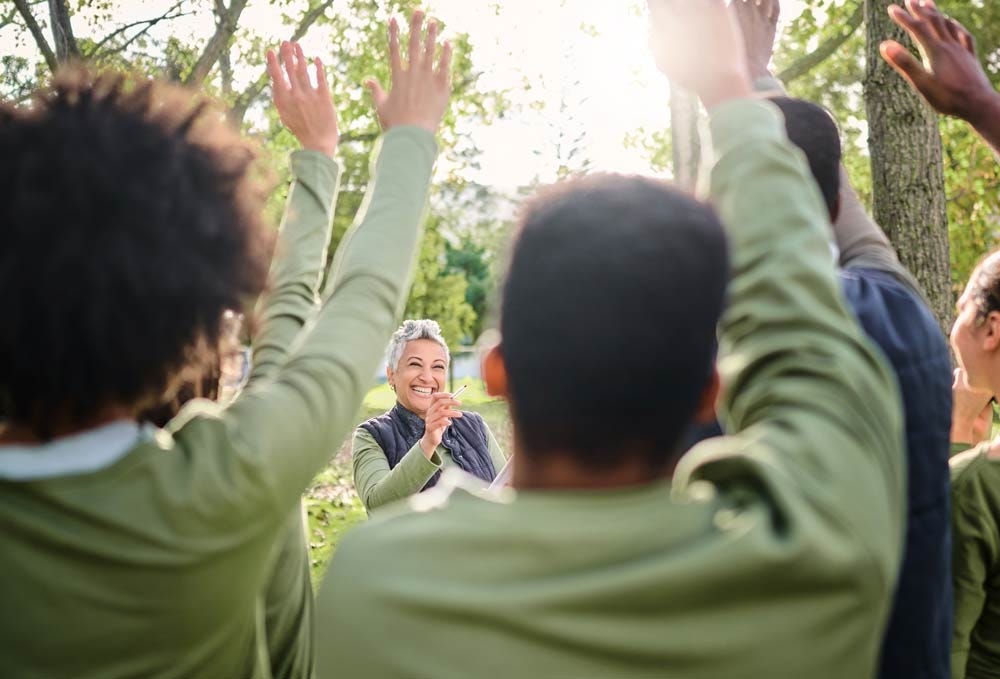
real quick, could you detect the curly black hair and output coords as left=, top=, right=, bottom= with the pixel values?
left=0, top=67, right=272, bottom=437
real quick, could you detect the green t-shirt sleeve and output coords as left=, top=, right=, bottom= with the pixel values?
left=249, top=150, right=340, bottom=384
left=352, top=428, right=442, bottom=512
left=179, top=127, right=437, bottom=519
left=950, top=448, right=999, bottom=679
left=675, top=99, right=905, bottom=584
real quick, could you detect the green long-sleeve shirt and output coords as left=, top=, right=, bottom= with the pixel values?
left=950, top=443, right=1000, bottom=679
left=315, top=101, right=904, bottom=678
left=245, top=149, right=340, bottom=679
left=0, top=126, right=437, bottom=679
left=352, top=421, right=507, bottom=512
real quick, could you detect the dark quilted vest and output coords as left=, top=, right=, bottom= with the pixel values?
left=359, top=403, right=496, bottom=490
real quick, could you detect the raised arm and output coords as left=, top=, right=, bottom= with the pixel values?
left=650, top=0, right=905, bottom=572
left=882, top=0, right=1000, bottom=155
left=249, top=42, right=342, bottom=384
left=184, top=11, right=453, bottom=516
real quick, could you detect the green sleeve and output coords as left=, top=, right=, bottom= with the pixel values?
left=249, top=150, right=340, bottom=384
left=352, top=428, right=442, bottom=512
left=950, top=452, right=997, bottom=679
left=178, top=126, right=437, bottom=518
left=675, top=100, right=905, bottom=583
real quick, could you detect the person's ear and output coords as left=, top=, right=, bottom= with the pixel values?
left=830, top=192, right=842, bottom=224
left=983, top=311, right=1000, bottom=352
left=694, top=366, right=721, bottom=424
left=386, top=366, right=396, bottom=391
left=482, top=344, right=509, bottom=398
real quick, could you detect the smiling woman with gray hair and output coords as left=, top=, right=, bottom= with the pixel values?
left=351, top=319, right=507, bottom=512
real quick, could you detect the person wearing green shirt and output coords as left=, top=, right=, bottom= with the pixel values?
left=880, top=3, right=1000, bottom=678
left=352, top=318, right=508, bottom=512
left=0, top=11, right=452, bottom=679
left=315, top=2, right=905, bottom=677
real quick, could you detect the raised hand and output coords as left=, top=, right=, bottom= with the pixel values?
left=647, top=0, right=753, bottom=109
left=881, top=1, right=1000, bottom=138
left=419, top=392, right=463, bottom=458
left=951, top=368, right=995, bottom=445
left=733, top=0, right=781, bottom=80
left=366, top=11, right=453, bottom=134
left=266, top=41, right=339, bottom=157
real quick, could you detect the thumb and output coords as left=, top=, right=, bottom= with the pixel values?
left=365, top=78, right=387, bottom=107
left=880, top=40, right=931, bottom=93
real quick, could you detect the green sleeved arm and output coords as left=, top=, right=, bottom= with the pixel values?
left=950, top=447, right=999, bottom=679
left=175, top=126, right=437, bottom=520
left=674, top=99, right=905, bottom=585
left=249, top=151, right=340, bottom=384
left=352, top=428, right=442, bottom=512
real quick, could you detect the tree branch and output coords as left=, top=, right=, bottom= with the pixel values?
left=777, top=1, right=864, bottom=84
left=12, top=0, right=57, bottom=72
left=87, top=0, right=189, bottom=59
left=184, top=0, right=249, bottom=86
left=230, top=0, right=336, bottom=122
left=47, top=0, right=80, bottom=62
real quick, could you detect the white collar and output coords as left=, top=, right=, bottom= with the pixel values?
left=0, top=420, right=156, bottom=481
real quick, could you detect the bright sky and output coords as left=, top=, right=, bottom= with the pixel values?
left=3, top=0, right=808, bottom=189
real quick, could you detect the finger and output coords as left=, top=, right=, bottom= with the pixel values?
left=436, top=40, right=453, bottom=87
left=943, top=16, right=961, bottom=43
left=408, top=10, right=425, bottom=69
left=889, top=4, right=936, bottom=54
left=365, top=78, right=387, bottom=108
left=279, top=41, right=296, bottom=91
left=423, top=20, right=438, bottom=70
left=912, top=0, right=949, bottom=41
left=951, top=18, right=977, bottom=54
left=768, top=0, right=780, bottom=22
left=881, top=40, right=932, bottom=93
left=388, top=17, right=402, bottom=82
left=313, top=57, right=331, bottom=97
left=292, top=42, right=311, bottom=91
left=266, top=50, right=290, bottom=96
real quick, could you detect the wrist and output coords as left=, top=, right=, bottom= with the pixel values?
left=419, top=436, right=436, bottom=458
left=299, top=136, right=339, bottom=158
left=698, top=71, right=755, bottom=110
left=952, top=420, right=978, bottom=445
left=967, top=90, right=1000, bottom=134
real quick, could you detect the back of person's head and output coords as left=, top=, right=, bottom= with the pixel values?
left=769, top=96, right=842, bottom=220
left=497, top=174, right=729, bottom=475
left=0, top=67, right=271, bottom=438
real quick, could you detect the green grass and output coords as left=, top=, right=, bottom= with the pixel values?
left=304, top=379, right=510, bottom=583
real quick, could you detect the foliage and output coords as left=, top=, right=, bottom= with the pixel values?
left=3, top=0, right=513, bottom=338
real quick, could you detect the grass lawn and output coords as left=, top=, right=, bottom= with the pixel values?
left=304, top=379, right=510, bottom=583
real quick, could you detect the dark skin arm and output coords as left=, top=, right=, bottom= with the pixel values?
left=881, top=0, right=1000, bottom=154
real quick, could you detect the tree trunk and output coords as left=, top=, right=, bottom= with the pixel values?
left=864, top=0, right=952, bottom=329
left=48, top=0, right=79, bottom=62
left=669, top=86, right=701, bottom=190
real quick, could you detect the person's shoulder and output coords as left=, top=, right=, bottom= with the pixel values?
left=951, top=443, right=993, bottom=492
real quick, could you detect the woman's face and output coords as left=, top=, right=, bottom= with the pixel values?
left=389, top=339, right=448, bottom=418
left=952, top=276, right=993, bottom=391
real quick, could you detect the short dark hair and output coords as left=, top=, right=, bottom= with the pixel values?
left=769, top=96, right=842, bottom=219
left=499, top=174, right=729, bottom=473
left=0, top=68, right=271, bottom=437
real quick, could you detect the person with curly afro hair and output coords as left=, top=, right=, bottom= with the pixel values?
left=0, top=9, right=452, bottom=679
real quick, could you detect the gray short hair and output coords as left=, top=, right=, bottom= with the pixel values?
left=387, top=319, right=450, bottom=372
